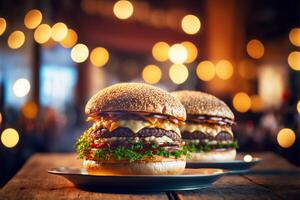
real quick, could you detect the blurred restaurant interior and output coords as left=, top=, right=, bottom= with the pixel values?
left=0, top=0, right=300, bottom=187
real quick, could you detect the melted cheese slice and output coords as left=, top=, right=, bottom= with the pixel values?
left=118, top=120, right=150, bottom=134
left=179, top=123, right=233, bottom=137
left=93, top=120, right=180, bottom=135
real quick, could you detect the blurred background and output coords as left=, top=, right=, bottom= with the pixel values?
left=0, top=0, right=299, bottom=187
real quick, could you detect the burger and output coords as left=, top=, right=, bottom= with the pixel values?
left=172, top=90, right=238, bottom=161
left=75, top=83, right=187, bottom=175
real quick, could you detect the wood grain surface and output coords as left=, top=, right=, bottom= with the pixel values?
left=0, top=152, right=299, bottom=200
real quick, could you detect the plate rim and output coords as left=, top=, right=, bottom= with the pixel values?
left=186, top=157, right=262, bottom=164
left=48, top=167, right=228, bottom=178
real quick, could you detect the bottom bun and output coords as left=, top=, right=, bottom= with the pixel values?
left=188, top=149, right=236, bottom=161
left=83, top=159, right=186, bottom=175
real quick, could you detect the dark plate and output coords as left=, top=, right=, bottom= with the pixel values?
left=48, top=167, right=227, bottom=192
left=186, top=157, right=261, bottom=174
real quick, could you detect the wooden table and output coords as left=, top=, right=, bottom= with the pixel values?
left=0, top=152, right=299, bottom=200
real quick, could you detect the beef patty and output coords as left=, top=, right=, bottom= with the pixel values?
left=181, top=131, right=232, bottom=141
left=90, top=127, right=181, bottom=142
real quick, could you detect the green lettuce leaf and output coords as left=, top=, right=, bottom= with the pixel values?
left=184, top=140, right=239, bottom=153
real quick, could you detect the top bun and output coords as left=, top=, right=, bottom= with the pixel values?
left=172, top=90, right=234, bottom=120
left=85, top=83, right=186, bottom=121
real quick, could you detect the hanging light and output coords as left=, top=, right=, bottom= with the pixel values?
left=181, top=14, right=201, bottom=35
left=24, top=9, right=42, bottom=29
left=71, top=43, right=89, bottom=63
left=142, top=64, right=162, bottom=84
left=90, top=47, right=110, bottom=67
left=34, top=24, right=52, bottom=44
left=7, top=31, right=25, bottom=49
left=168, top=44, right=187, bottom=64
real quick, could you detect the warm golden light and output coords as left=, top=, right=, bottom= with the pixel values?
left=289, top=28, right=300, bottom=47
left=250, top=95, right=264, bottom=112
left=142, top=64, right=162, bottom=84
left=181, top=41, right=198, bottom=63
left=233, top=92, right=251, bottom=113
left=24, top=9, right=42, bottom=29
left=243, top=154, right=253, bottom=162
left=90, top=47, right=109, bottom=67
left=259, top=66, right=284, bottom=108
left=181, top=14, right=201, bottom=35
left=113, top=0, right=134, bottom=20
left=71, top=43, right=89, bottom=63
left=277, top=128, right=296, bottom=148
left=169, top=64, right=189, bottom=84
left=0, top=17, right=6, bottom=36
left=246, top=39, right=264, bottom=59
left=1, top=128, right=19, bottom=148
left=152, top=41, right=170, bottom=62
left=215, top=60, right=233, bottom=80
left=51, top=22, right=68, bottom=42
left=7, top=31, right=25, bottom=49
left=59, top=29, right=78, bottom=48
left=297, top=100, right=300, bottom=114
left=42, top=38, right=56, bottom=49
left=288, top=51, right=300, bottom=71
left=22, top=101, right=38, bottom=120
left=0, top=112, right=2, bottom=125
left=168, top=44, right=187, bottom=64
left=238, top=59, right=257, bottom=79
left=13, top=78, right=31, bottom=98
left=196, top=61, right=215, bottom=81
left=34, top=24, right=52, bottom=44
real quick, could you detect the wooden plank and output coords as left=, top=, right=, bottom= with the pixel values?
left=0, top=153, right=168, bottom=200
left=180, top=152, right=300, bottom=200
left=249, top=152, right=299, bottom=170
left=242, top=152, right=300, bottom=200
left=177, top=175, right=282, bottom=200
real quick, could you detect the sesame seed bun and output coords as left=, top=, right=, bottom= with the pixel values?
left=85, top=83, right=186, bottom=121
left=172, top=90, right=234, bottom=120
left=84, top=156, right=186, bottom=175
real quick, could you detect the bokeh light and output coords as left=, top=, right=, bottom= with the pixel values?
left=0, top=17, right=7, bottom=36
left=196, top=61, right=215, bottom=81
left=22, top=101, right=38, bottom=120
left=215, top=59, right=234, bottom=80
left=0, top=112, right=2, bottom=125
left=168, top=43, right=187, bottom=64
left=59, top=29, right=78, bottom=48
left=42, top=38, right=56, bottom=49
left=24, top=9, right=42, bottom=29
left=289, top=28, right=300, bottom=47
left=233, top=92, right=251, bottom=113
left=250, top=95, right=264, bottom=112
left=277, top=128, right=296, bottom=148
left=7, top=31, right=25, bottom=49
left=13, top=78, right=31, bottom=98
left=113, top=0, right=134, bottom=20
left=34, top=24, right=52, bottom=44
left=238, top=59, right=257, bottom=79
left=51, top=22, right=68, bottom=42
left=142, top=64, right=162, bottom=84
left=181, top=14, right=201, bottom=35
left=90, top=47, right=109, bottom=67
left=71, top=43, right=89, bottom=63
left=243, top=154, right=253, bottom=162
left=287, top=51, right=300, bottom=71
left=152, top=41, right=170, bottom=62
left=1, top=128, right=19, bottom=148
left=169, top=64, right=189, bottom=84
left=246, top=39, right=264, bottom=59
left=297, top=100, right=300, bottom=114
left=181, top=41, right=198, bottom=63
